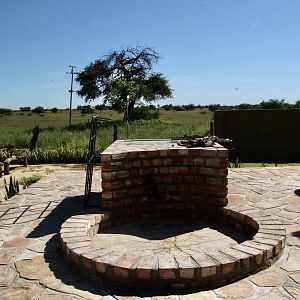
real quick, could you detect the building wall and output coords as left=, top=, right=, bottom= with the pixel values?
left=214, top=109, right=300, bottom=162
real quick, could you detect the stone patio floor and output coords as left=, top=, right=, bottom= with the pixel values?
left=0, top=167, right=299, bottom=299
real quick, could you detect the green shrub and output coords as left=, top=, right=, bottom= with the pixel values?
left=20, top=107, right=31, bottom=112
left=0, top=108, right=12, bottom=115
left=32, top=106, right=45, bottom=113
left=80, top=105, right=95, bottom=114
left=129, top=106, right=160, bottom=121
left=50, top=107, right=58, bottom=113
left=21, top=174, right=42, bottom=189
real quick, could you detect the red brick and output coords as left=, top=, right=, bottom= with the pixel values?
left=132, top=160, right=141, bottom=168
left=194, top=158, right=205, bottom=166
left=158, top=255, right=177, bottom=280
left=147, top=150, right=158, bottom=157
left=123, top=161, right=132, bottom=168
left=101, top=162, right=112, bottom=170
left=127, top=151, right=138, bottom=158
left=163, top=158, right=172, bottom=166
left=101, top=172, right=113, bottom=180
left=184, top=176, right=193, bottom=183
left=152, top=159, right=162, bottom=166
left=149, top=168, right=158, bottom=175
left=159, top=150, right=168, bottom=157
left=169, top=166, right=179, bottom=174
left=167, top=149, right=179, bottom=156
left=206, top=158, right=220, bottom=167
left=174, top=254, right=196, bottom=279
left=191, top=253, right=218, bottom=277
left=101, top=154, right=111, bottom=162
left=111, top=162, right=123, bottom=169
left=159, top=167, right=169, bottom=173
left=163, top=175, right=173, bottom=182
left=111, top=181, right=124, bottom=189
left=217, top=149, right=228, bottom=158
left=183, top=158, right=193, bottom=165
left=124, top=179, right=132, bottom=186
left=136, top=255, right=158, bottom=280
left=198, top=148, right=217, bottom=157
left=172, top=158, right=184, bottom=165
left=139, top=151, right=148, bottom=158
left=102, top=192, right=113, bottom=199
left=232, top=244, right=264, bottom=265
left=113, top=170, right=130, bottom=179
left=112, top=152, right=127, bottom=160
left=178, top=166, right=189, bottom=174
left=208, top=251, right=237, bottom=274
left=143, top=159, right=152, bottom=167
left=242, top=240, right=274, bottom=259
left=139, top=169, right=149, bottom=175
left=173, top=175, right=183, bottom=182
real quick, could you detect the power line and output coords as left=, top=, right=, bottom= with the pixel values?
left=66, top=66, right=79, bottom=125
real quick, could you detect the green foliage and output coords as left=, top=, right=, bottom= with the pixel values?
left=94, top=104, right=107, bottom=110
left=0, top=108, right=12, bottom=115
left=4, top=176, right=19, bottom=200
left=80, top=105, right=95, bottom=114
left=32, top=106, right=45, bottom=113
left=20, top=107, right=31, bottom=112
left=21, top=174, right=42, bottom=189
left=259, top=99, right=286, bottom=109
left=229, top=158, right=241, bottom=168
left=28, top=149, right=89, bottom=164
left=129, top=106, right=160, bottom=121
left=50, top=107, right=58, bottom=113
left=208, top=104, right=221, bottom=112
left=76, top=46, right=173, bottom=120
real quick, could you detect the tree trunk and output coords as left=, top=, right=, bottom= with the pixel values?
left=123, top=100, right=135, bottom=121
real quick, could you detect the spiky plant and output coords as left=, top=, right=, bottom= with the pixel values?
left=4, top=176, right=19, bottom=200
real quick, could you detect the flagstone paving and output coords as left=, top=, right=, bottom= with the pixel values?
left=0, top=167, right=299, bottom=299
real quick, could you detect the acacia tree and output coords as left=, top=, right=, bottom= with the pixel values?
left=76, top=46, right=173, bottom=120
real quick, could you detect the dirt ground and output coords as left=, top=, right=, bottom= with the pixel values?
left=0, top=164, right=87, bottom=200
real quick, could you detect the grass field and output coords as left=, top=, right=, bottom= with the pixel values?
left=0, top=109, right=213, bottom=161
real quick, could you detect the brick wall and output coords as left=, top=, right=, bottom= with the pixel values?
left=101, top=140, right=228, bottom=224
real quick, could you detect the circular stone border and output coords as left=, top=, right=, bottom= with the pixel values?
left=60, top=209, right=286, bottom=290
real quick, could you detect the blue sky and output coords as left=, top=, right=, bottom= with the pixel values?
left=1, top=0, right=300, bottom=109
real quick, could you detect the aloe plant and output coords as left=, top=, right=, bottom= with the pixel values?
left=4, top=176, right=19, bottom=200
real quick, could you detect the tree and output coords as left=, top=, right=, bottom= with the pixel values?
left=76, top=46, right=173, bottom=120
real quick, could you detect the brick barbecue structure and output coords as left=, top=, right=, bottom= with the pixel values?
left=100, top=140, right=228, bottom=224
left=60, top=139, right=286, bottom=290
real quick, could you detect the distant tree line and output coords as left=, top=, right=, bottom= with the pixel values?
left=0, top=99, right=299, bottom=118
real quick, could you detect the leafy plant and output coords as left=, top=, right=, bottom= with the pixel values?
left=21, top=174, right=42, bottom=189
left=4, top=176, right=19, bottom=200
left=229, top=157, right=241, bottom=168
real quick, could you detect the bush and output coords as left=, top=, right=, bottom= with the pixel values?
left=183, top=104, right=196, bottom=110
left=19, top=106, right=31, bottom=112
left=0, top=108, right=12, bottom=115
left=50, top=107, right=58, bottom=113
left=129, top=106, right=160, bottom=121
left=208, top=104, right=221, bottom=111
left=21, top=175, right=42, bottom=189
left=94, top=104, right=107, bottom=110
left=80, top=105, right=95, bottom=114
left=32, top=106, right=45, bottom=113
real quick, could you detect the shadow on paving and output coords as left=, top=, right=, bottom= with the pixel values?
left=27, top=192, right=100, bottom=238
left=24, top=192, right=250, bottom=297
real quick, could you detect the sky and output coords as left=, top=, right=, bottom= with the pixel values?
left=1, top=0, right=300, bottom=109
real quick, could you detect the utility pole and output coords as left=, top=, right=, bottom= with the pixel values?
left=66, top=66, right=79, bottom=125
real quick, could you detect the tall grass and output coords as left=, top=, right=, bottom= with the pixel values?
left=0, top=109, right=212, bottom=163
